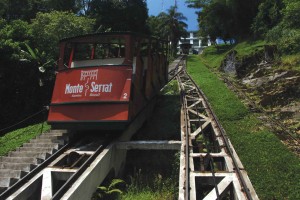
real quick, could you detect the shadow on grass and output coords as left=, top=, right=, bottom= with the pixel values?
left=133, top=94, right=181, bottom=141
left=120, top=94, right=181, bottom=199
left=204, top=44, right=235, bottom=56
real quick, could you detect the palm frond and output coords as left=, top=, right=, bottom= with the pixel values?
left=24, top=43, right=38, bottom=60
left=108, top=179, right=125, bottom=190
left=106, top=189, right=123, bottom=195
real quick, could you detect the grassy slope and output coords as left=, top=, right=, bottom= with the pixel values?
left=0, top=123, right=51, bottom=156
left=120, top=81, right=180, bottom=200
left=187, top=51, right=300, bottom=199
left=201, top=40, right=266, bottom=69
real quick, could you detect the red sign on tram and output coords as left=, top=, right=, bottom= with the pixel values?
left=51, top=66, right=132, bottom=104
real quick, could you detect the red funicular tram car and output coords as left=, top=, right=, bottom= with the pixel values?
left=47, top=32, right=169, bottom=130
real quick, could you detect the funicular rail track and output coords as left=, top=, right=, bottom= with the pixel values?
left=1, top=55, right=258, bottom=200
left=0, top=130, right=113, bottom=200
left=0, top=57, right=185, bottom=200
left=177, top=57, right=258, bottom=200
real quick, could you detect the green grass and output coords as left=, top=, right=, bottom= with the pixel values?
left=233, top=40, right=266, bottom=57
left=120, top=151, right=179, bottom=200
left=120, top=81, right=181, bottom=200
left=0, top=122, right=51, bottom=156
left=187, top=54, right=300, bottom=199
left=133, top=80, right=181, bottom=141
left=280, top=53, right=300, bottom=72
left=200, top=44, right=232, bottom=68
left=121, top=189, right=174, bottom=200
left=187, top=55, right=249, bottom=122
left=200, top=40, right=266, bottom=69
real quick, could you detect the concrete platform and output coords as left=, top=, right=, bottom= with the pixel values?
left=116, top=140, right=181, bottom=150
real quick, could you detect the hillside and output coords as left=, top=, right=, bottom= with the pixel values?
left=199, top=41, right=300, bottom=155
left=187, top=44, right=300, bottom=198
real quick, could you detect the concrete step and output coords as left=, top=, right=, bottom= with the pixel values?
left=50, top=129, right=68, bottom=133
left=46, top=130, right=68, bottom=136
left=16, top=147, right=57, bottom=153
left=29, top=138, right=65, bottom=145
left=0, top=177, right=18, bottom=187
left=0, top=169, right=26, bottom=179
left=37, top=134, right=67, bottom=140
left=0, top=157, right=43, bottom=165
left=40, top=130, right=68, bottom=135
left=0, top=163, right=36, bottom=172
left=22, top=143, right=60, bottom=148
left=30, top=138, right=58, bottom=143
left=0, top=129, right=69, bottom=195
left=36, top=130, right=70, bottom=144
left=8, top=151, right=50, bottom=160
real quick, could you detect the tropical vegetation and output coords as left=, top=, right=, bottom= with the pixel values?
left=147, top=6, right=188, bottom=56
left=0, top=0, right=188, bottom=133
left=186, top=0, right=300, bottom=54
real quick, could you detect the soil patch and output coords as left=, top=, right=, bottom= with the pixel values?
left=220, top=46, right=300, bottom=156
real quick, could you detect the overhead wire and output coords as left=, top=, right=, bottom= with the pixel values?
left=0, top=106, right=48, bottom=134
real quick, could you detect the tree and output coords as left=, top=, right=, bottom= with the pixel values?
left=266, top=0, right=300, bottom=54
left=147, top=16, right=163, bottom=37
left=0, top=12, right=95, bottom=129
left=30, top=11, right=95, bottom=59
left=46, top=0, right=83, bottom=13
left=0, top=0, right=83, bottom=21
left=186, top=0, right=261, bottom=40
left=157, top=6, right=188, bottom=55
left=0, top=0, right=48, bottom=21
left=282, top=0, right=300, bottom=29
left=0, top=19, right=42, bottom=128
left=0, top=19, right=31, bottom=60
left=88, top=0, right=148, bottom=33
left=251, top=0, right=284, bottom=37
left=229, top=0, right=260, bottom=38
left=198, top=1, right=234, bottom=43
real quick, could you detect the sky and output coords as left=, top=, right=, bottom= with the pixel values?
left=146, top=0, right=199, bottom=31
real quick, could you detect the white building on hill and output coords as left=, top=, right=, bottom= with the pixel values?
left=178, top=31, right=211, bottom=54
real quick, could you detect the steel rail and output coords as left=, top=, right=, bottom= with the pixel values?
left=176, top=56, right=190, bottom=200
left=181, top=88, right=190, bottom=200
left=167, top=55, right=186, bottom=82
left=196, top=100, right=220, bottom=199
left=52, top=139, right=112, bottom=200
left=184, top=71, right=254, bottom=200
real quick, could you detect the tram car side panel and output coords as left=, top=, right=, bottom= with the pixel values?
left=47, top=32, right=169, bottom=130
left=51, top=66, right=132, bottom=104
left=48, top=66, right=132, bottom=129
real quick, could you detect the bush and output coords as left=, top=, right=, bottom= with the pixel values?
left=30, top=11, right=95, bottom=59
left=265, top=0, right=300, bottom=55
left=267, top=26, right=300, bottom=54
left=279, top=29, right=300, bottom=54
